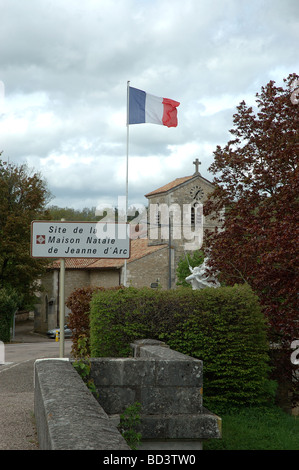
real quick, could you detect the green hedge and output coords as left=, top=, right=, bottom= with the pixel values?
left=66, top=286, right=123, bottom=356
left=90, top=284, right=273, bottom=412
left=0, top=287, right=19, bottom=342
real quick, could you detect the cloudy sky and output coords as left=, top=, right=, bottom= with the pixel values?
left=0, top=0, right=298, bottom=213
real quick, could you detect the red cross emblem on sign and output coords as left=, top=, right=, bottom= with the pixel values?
left=36, top=235, right=46, bottom=244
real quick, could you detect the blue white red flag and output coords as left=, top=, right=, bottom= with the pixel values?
left=128, top=87, right=180, bottom=127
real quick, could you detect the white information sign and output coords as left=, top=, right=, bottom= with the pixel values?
left=31, top=221, right=130, bottom=259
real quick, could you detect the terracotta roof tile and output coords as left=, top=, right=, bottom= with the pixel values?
left=145, top=173, right=214, bottom=198
left=145, top=176, right=194, bottom=197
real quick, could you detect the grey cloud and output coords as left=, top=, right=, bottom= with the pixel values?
left=0, top=0, right=297, bottom=209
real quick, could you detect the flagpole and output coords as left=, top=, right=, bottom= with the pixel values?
left=126, top=80, right=130, bottom=220
left=124, top=81, right=130, bottom=287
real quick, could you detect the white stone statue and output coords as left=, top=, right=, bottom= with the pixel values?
left=185, top=258, right=220, bottom=290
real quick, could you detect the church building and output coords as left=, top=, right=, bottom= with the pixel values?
left=34, top=160, right=219, bottom=333
left=144, top=158, right=218, bottom=288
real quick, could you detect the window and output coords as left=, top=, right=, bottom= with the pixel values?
left=191, top=203, right=203, bottom=226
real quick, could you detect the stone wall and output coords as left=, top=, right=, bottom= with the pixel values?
left=34, top=358, right=129, bottom=450
left=90, top=339, right=221, bottom=450
left=34, top=340, right=221, bottom=450
left=125, top=246, right=169, bottom=289
left=90, top=269, right=120, bottom=288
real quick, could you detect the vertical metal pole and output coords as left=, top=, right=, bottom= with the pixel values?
left=126, top=80, right=130, bottom=219
left=124, top=81, right=130, bottom=287
left=11, top=310, right=17, bottom=340
left=59, top=218, right=65, bottom=358
left=168, top=216, right=172, bottom=289
left=0, top=340, right=4, bottom=365
left=59, top=257, right=65, bottom=358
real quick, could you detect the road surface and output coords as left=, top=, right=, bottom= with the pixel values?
left=0, top=320, right=72, bottom=450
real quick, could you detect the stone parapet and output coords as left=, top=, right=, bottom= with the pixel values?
left=34, top=340, right=221, bottom=450
left=90, top=339, right=221, bottom=449
left=34, top=358, right=129, bottom=450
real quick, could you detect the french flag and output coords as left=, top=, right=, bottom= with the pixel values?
left=128, top=87, right=180, bottom=128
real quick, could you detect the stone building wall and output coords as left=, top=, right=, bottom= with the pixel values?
left=34, top=270, right=59, bottom=333
left=35, top=268, right=120, bottom=333
left=90, top=269, right=120, bottom=288
left=125, top=246, right=169, bottom=289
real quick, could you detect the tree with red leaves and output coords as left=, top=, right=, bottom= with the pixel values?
left=204, top=74, right=298, bottom=406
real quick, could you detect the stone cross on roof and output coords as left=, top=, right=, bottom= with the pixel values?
left=193, top=158, right=201, bottom=174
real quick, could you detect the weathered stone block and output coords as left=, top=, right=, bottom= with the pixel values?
left=155, top=359, right=203, bottom=387
left=140, top=386, right=202, bottom=414
left=139, top=412, right=221, bottom=440
left=90, top=358, right=155, bottom=387
left=96, top=386, right=137, bottom=414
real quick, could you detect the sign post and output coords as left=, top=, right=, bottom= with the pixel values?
left=59, top=256, right=65, bottom=358
left=31, top=220, right=130, bottom=357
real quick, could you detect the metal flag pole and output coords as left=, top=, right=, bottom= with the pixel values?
left=124, top=81, right=130, bottom=287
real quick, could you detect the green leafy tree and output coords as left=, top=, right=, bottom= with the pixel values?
left=204, top=73, right=298, bottom=342
left=176, top=250, right=204, bottom=287
left=203, top=74, right=298, bottom=405
left=47, top=205, right=101, bottom=221
left=0, top=156, right=51, bottom=309
left=47, top=205, right=140, bottom=223
left=0, top=287, right=20, bottom=342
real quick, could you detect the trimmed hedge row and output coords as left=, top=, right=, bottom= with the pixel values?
left=89, top=284, right=273, bottom=412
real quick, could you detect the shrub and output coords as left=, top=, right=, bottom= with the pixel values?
left=159, top=285, right=273, bottom=412
left=66, top=285, right=123, bottom=356
left=66, top=286, right=97, bottom=356
left=89, top=284, right=272, bottom=411
left=90, top=286, right=170, bottom=357
left=176, top=249, right=204, bottom=287
left=0, top=287, right=20, bottom=342
left=117, top=402, right=142, bottom=450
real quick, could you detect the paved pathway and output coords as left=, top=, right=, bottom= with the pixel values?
left=0, top=320, right=72, bottom=450
left=0, top=359, right=39, bottom=450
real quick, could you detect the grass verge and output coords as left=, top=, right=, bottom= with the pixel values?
left=203, top=406, right=299, bottom=450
